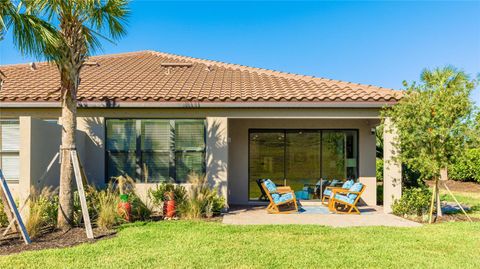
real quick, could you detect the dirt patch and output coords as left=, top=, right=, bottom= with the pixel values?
left=0, top=227, right=116, bottom=256
left=425, top=180, right=480, bottom=193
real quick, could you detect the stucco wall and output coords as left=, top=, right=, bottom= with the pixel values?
left=228, top=118, right=379, bottom=205
left=2, top=107, right=381, bottom=206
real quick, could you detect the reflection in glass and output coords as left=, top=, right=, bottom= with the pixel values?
left=249, top=132, right=285, bottom=201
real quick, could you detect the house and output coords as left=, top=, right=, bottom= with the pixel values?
left=0, top=51, right=402, bottom=212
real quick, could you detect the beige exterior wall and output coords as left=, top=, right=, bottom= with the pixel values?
left=383, top=117, right=402, bottom=213
left=228, top=118, right=379, bottom=205
left=1, top=107, right=385, bottom=207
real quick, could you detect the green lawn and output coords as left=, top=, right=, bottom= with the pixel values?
left=0, top=221, right=479, bottom=269
left=440, top=189, right=480, bottom=218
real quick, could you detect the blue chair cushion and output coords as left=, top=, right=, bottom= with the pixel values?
left=263, top=179, right=277, bottom=193
left=347, top=183, right=363, bottom=200
left=323, top=189, right=332, bottom=197
left=330, top=179, right=340, bottom=186
left=272, top=192, right=294, bottom=204
left=334, top=193, right=355, bottom=205
left=342, top=180, right=354, bottom=189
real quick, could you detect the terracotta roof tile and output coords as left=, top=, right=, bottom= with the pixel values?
left=0, top=50, right=402, bottom=104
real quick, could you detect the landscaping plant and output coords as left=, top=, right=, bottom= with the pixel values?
left=0, top=199, right=8, bottom=227
left=178, top=173, right=225, bottom=219
left=95, top=187, right=121, bottom=230
left=26, top=187, right=58, bottom=238
left=382, top=66, right=478, bottom=222
left=392, top=187, right=432, bottom=220
left=149, top=183, right=187, bottom=209
left=449, top=148, right=480, bottom=183
left=129, top=193, right=152, bottom=221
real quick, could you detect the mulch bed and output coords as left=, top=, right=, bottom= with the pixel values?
left=0, top=227, right=116, bottom=256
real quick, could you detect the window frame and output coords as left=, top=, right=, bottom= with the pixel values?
left=105, top=118, right=206, bottom=184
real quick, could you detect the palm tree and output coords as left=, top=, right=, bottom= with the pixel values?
left=26, top=0, right=129, bottom=229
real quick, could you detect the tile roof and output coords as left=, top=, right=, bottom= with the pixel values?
left=0, top=50, right=402, bottom=104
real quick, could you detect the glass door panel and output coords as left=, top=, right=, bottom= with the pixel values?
left=321, top=131, right=346, bottom=180
left=249, top=131, right=285, bottom=200
left=285, top=130, right=321, bottom=197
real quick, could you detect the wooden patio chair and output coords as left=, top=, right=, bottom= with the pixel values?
left=321, top=179, right=354, bottom=205
left=329, top=183, right=366, bottom=214
left=261, top=179, right=298, bottom=214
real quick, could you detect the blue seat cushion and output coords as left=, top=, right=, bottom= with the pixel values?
left=347, top=183, right=363, bottom=200
left=263, top=179, right=277, bottom=193
left=272, top=192, right=294, bottom=204
left=330, top=179, right=340, bottom=186
left=342, top=180, right=354, bottom=189
left=323, top=189, right=332, bottom=197
left=334, top=194, right=355, bottom=205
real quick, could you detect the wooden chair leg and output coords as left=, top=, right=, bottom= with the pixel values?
left=353, top=205, right=361, bottom=214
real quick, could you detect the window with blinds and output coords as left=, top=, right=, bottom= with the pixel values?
left=106, top=119, right=205, bottom=183
left=0, top=120, right=20, bottom=182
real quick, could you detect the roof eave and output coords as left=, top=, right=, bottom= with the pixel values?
left=0, top=101, right=397, bottom=108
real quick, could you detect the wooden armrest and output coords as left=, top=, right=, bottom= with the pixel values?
left=333, top=190, right=361, bottom=195
left=277, top=186, right=292, bottom=193
left=325, top=186, right=345, bottom=191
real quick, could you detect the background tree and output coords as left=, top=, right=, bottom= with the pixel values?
left=28, top=0, right=129, bottom=229
left=382, top=66, right=478, bottom=222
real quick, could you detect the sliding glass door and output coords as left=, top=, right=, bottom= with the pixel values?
left=249, top=129, right=358, bottom=201
left=285, top=130, right=321, bottom=195
left=249, top=132, right=285, bottom=200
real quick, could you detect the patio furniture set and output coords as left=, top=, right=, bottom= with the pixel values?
left=259, top=179, right=366, bottom=214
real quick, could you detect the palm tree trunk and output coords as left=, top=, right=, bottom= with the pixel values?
left=57, top=84, right=77, bottom=229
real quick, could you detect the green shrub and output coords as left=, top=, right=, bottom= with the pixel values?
left=0, top=199, right=8, bottom=227
left=376, top=184, right=383, bottom=205
left=149, top=183, right=187, bottom=207
left=392, top=187, right=431, bottom=217
left=178, top=173, right=225, bottom=219
left=26, top=187, right=58, bottom=238
left=376, top=158, right=384, bottom=182
left=449, top=148, right=480, bottom=183
left=129, top=193, right=152, bottom=221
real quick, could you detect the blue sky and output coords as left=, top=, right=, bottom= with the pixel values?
left=1, top=1, right=479, bottom=103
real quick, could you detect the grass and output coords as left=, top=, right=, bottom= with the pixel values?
left=440, top=189, right=480, bottom=218
left=0, top=221, right=479, bottom=269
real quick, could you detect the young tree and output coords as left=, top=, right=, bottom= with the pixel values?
left=26, top=0, right=129, bottom=229
left=382, top=66, right=478, bottom=222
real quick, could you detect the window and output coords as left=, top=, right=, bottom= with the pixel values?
left=106, top=119, right=205, bottom=183
left=0, top=120, right=20, bottom=182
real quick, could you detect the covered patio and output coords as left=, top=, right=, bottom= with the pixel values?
left=225, top=115, right=402, bottom=213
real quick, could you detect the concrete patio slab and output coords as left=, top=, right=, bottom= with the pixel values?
left=222, top=205, right=422, bottom=227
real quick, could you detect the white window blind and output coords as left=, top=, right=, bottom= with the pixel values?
left=1, top=120, right=20, bottom=151
left=0, top=120, right=20, bottom=181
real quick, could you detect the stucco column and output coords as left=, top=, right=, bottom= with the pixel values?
left=18, top=116, right=32, bottom=219
left=383, top=117, right=402, bottom=213
left=206, top=117, right=229, bottom=204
